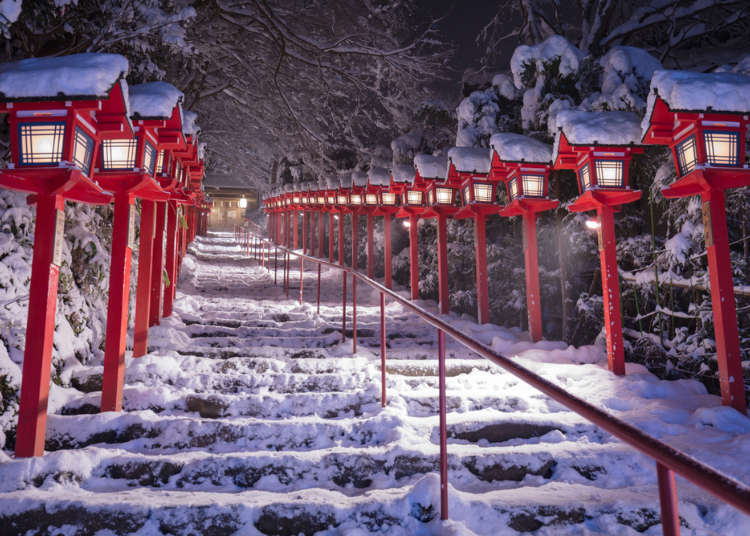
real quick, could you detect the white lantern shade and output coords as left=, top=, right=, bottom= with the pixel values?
left=508, top=177, right=519, bottom=200
left=704, top=131, right=739, bottom=167
left=366, top=193, right=378, bottom=205
left=317, top=195, right=325, bottom=204
left=350, top=193, right=362, bottom=205
left=594, top=160, right=624, bottom=188
left=337, top=194, right=348, bottom=204
left=327, top=195, right=335, bottom=204
left=435, top=186, right=454, bottom=205
left=18, top=122, right=66, bottom=166
left=521, top=174, right=544, bottom=197
left=72, top=127, right=95, bottom=176
left=239, top=197, right=248, bottom=209
left=102, top=139, right=137, bottom=170
left=578, top=163, right=591, bottom=191
left=406, top=190, right=423, bottom=205
left=143, top=141, right=157, bottom=176
left=472, top=182, right=493, bottom=203
left=381, top=192, right=397, bottom=206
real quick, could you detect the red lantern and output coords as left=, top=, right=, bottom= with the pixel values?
left=641, top=70, right=750, bottom=414
left=0, top=53, right=128, bottom=457
left=554, top=110, right=644, bottom=376
left=491, top=133, right=559, bottom=340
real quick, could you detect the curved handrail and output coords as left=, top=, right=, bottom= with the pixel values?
left=245, top=230, right=750, bottom=518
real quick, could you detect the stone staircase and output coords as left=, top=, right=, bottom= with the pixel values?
left=0, top=233, right=735, bottom=535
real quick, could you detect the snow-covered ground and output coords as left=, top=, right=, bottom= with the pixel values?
left=0, top=232, right=749, bottom=535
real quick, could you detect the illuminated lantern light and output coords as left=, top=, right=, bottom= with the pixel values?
left=239, top=196, right=248, bottom=209
left=641, top=69, right=750, bottom=414
left=553, top=110, right=644, bottom=376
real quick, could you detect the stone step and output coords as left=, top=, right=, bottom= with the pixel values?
left=0, top=480, right=713, bottom=536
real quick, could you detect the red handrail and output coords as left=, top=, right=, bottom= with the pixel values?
left=240, top=227, right=750, bottom=532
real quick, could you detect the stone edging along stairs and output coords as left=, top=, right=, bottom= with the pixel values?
left=0, top=233, right=730, bottom=535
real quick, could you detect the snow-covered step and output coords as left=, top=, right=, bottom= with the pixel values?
left=0, top=479, right=724, bottom=535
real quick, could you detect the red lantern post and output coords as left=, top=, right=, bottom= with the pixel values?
left=0, top=53, right=128, bottom=457
left=489, top=134, right=558, bottom=339
left=420, top=154, right=459, bottom=315
left=447, top=147, right=494, bottom=324
left=95, top=83, right=175, bottom=412
left=553, top=111, right=644, bottom=376
left=641, top=70, right=750, bottom=414
left=128, top=83, right=184, bottom=359
left=395, top=159, right=431, bottom=300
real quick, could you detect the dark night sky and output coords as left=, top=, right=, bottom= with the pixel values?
left=417, top=1, right=517, bottom=101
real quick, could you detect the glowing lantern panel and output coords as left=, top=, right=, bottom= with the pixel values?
left=102, top=139, right=137, bottom=169
left=350, top=194, right=362, bottom=205
left=521, top=174, right=544, bottom=197
left=366, top=193, right=378, bottom=205
left=72, top=127, right=95, bottom=175
left=381, top=192, right=397, bottom=206
left=19, top=122, right=65, bottom=165
left=594, top=160, right=624, bottom=187
left=704, top=131, right=739, bottom=167
left=406, top=190, right=423, bottom=206
left=435, top=186, right=453, bottom=205
left=472, top=183, right=493, bottom=203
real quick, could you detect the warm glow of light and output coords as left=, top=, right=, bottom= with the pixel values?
left=102, top=139, right=137, bottom=169
left=366, top=193, right=378, bottom=205
left=337, top=194, right=348, bottom=204
left=334, top=214, right=340, bottom=220
left=19, top=122, right=65, bottom=165
left=381, top=192, right=397, bottom=205
left=435, top=186, right=453, bottom=205
left=403, top=220, right=411, bottom=228
left=509, top=178, right=519, bottom=200
left=472, top=183, right=493, bottom=203
left=521, top=174, right=544, bottom=197
left=595, top=160, right=624, bottom=187
left=704, top=131, right=739, bottom=167
left=350, top=194, right=362, bottom=205
left=407, top=190, right=423, bottom=205
left=328, top=195, right=335, bottom=204
left=239, top=197, right=248, bottom=209
left=293, top=196, right=301, bottom=203
left=585, top=218, right=601, bottom=230
left=317, top=196, right=325, bottom=204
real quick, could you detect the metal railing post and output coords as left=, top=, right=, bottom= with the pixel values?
left=342, top=272, right=347, bottom=343
left=316, top=264, right=321, bottom=315
left=284, top=251, right=289, bottom=298
left=352, top=275, right=357, bottom=354
left=299, top=256, right=304, bottom=305
left=658, top=463, right=681, bottom=536
left=438, top=328, right=448, bottom=520
left=274, top=245, right=278, bottom=285
left=380, top=292, right=386, bottom=407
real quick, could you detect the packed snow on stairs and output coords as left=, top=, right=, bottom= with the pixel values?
left=1, top=232, right=749, bottom=536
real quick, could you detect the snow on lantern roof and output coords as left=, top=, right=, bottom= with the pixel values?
left=414, top=154, right=448, bottom=180
left=129, top=81, right=183, bottom=120
left=392, top=164, right=415, bottom=184
left=182, top=110, right=200, bottom=137
left=338, top=172, right=353, bottom=188
left=641, top=70, right=750, bottom=135
left=352, top=171, right=368, bottom=188
left=490, top=132, right=552, bottom=164
left=553, top=110, right=641, bottom=154
left=198, top=142, right=206, bottom=160
left=0, top=53, right=128, bottom=100
left=447, top=147, right=491, bottom=174
left=368, top=166, right=391, bottom=186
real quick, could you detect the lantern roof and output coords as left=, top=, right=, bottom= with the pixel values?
left=447, top=147, right=491, bottom=174
left=553, top=110, right=641, bottom=162
left=392, top=164, right=415, bottom=184
left=0, top=53, right=128, bottom=101
left=490, top=133, right=552, bottom=164
left=414, top=154, right=448, bottom=180
left=368, top=166, right=391, bottom=186
left=352, top=171, right=368, bottom=187
left=129, top=82, right=183, bottom=120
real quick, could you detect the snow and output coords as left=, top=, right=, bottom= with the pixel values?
left=600, top=47, right=662, bottom=97
left=182, top=110, right=199, bottom=137
left=0, top=0, right=21, bottom=27
left=510, top=35, right=583, bottom=89
left=491, top=73, right=517, bottom=100
left=0, top=53, right=128, bottom=99
left=553, top=110, right=642, bottom=151
left=129, top=82, right=183, bottom=119
left=368, top=166, right=391, bottom=187
left=352, top=171, right=368, bottom=188
left=642, top=70, right=750, bottom=134
left=1, top=232, right=750, bottom=535
left=489, top=133, right=552, bottom=164
left=392, top=164, right=415, bottom=184
left=447, top=147, right=491, bottom=174
left=325, top=175, right=339, bottom=189
left=414, top=154, right=448, bottom=179
left=339, top=171, right=352, bottom=188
